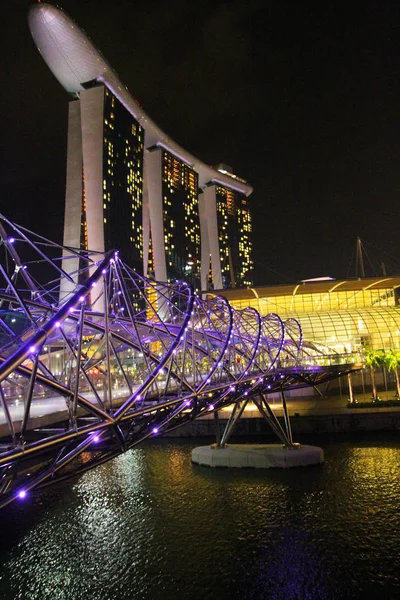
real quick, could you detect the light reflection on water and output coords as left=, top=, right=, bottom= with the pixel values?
left=0, top=433, right=399, bottom=600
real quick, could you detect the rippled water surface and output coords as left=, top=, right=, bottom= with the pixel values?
left=0, top=432, right=399, bottom=600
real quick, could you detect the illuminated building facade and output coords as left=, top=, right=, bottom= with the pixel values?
left=199, top=176, right=254, bottom=291
left=59, top=83, right=144, bottom=299
left=215, top=277, right=400, bottom=395
left=216, top=277, right=400, bottom=352
left=28, top=3, right=253, bottom=292
left=143, top=148, right=201, bottom=286
left=216, top=277, right=400, bottom=353
left=103, top=88, right=144, bottom=272
left=161, top=150, right=200, bottom=286
left=215, top=184, right=253, bottom=288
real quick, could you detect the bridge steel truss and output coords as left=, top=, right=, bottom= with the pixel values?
left=0, top=216, right=361, bottom=508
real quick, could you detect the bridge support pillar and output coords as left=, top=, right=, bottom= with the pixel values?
left=214, top=410, right=221, bottom=447
left=191, top=392, right=324, bottom=469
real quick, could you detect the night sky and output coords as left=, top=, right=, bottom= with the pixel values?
left=2, top=1, right=400, bottom=285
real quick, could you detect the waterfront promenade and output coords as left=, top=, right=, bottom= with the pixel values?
left=196, top=388, right=400, bottom=417
left=168, top=390, right=400, bottom=438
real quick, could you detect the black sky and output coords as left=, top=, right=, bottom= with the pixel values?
left=2, top=0, right=400, bottom=285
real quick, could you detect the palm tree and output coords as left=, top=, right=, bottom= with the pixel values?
left=347, top=372, right=355, bottom=403
left=385, top=349, right=400, bottom=399
left=364, top=349, right=385, bottom=401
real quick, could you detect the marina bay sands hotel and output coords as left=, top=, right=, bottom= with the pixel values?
left=28, top=2, right=253, bottom=291
left=27, top=3, right=400, bottom=396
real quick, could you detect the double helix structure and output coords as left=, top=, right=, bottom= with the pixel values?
left=0, top=216, right=361, bottom=508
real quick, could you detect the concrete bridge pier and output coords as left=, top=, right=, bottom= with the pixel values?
left=191, top=390, right=324, bottom=468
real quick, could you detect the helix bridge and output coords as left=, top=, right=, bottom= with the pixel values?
left=0, top=215, right=361, bottom=508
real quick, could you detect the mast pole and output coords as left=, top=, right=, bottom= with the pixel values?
left=356, top=236, right=365, bottom=278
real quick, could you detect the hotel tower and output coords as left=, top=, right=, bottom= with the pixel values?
left=28, top=3, right=254, bottom=291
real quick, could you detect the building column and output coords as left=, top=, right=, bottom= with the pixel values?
left=145, top=148, right=167, bottom=282
left=80, top=86, right=105, bottom=311
left=60, top=99, right=83, bottom=303
left=199, top=185, right=223, bottom=290
left=198, top=192, right=210, bottom=292
left=142, top=141, right=150, bottom=276
left=80, top=86, right=105, bottom=256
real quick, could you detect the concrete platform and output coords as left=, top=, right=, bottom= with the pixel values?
left=191, top=443, right=324, bottom=468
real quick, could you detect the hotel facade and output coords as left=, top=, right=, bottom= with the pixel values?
left=28, top=3, right=253, bottom=291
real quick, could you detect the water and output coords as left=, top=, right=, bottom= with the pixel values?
left=0, top=432, right=399, bottom=600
